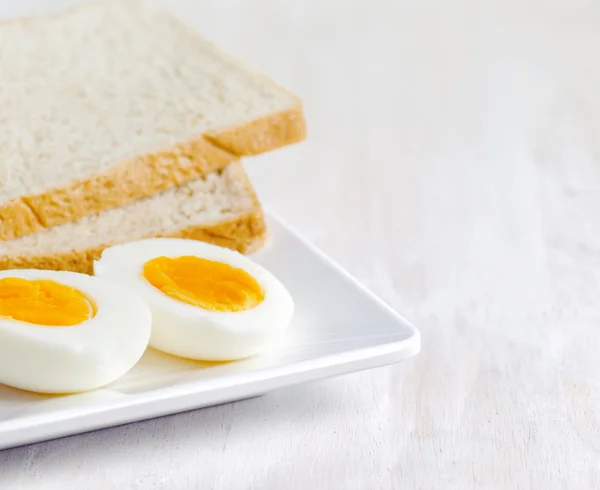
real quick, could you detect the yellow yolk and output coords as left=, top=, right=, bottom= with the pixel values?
left=0, top=277, right=96, bottom=327
left=143, top=256, right=264, bottom=312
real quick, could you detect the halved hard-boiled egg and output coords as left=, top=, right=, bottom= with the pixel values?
left=94, top=238, right=294, bottom=361
left=0, top=269, right=151, bottom=394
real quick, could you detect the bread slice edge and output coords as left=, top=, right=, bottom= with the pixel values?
left=0, top=105, right=302, bottom=242
left=0, top=205, right=266, bottom=275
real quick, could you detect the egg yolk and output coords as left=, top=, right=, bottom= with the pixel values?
left=143, top=256, right=264, bottom=312
left=0, top=277, right=96, bottom=327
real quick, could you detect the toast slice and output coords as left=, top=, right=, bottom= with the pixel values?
left=0, top=162, right=266, bottom=275
left=0, top=0, right=304, bottom=241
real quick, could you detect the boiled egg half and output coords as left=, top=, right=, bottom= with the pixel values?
left=94, top=238, right=294, bottom=361
left=0, top=269, right=151, bottom=394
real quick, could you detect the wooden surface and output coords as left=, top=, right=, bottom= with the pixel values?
left=2, top=0, right=600, bottom=488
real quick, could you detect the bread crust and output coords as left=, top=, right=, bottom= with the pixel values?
left=0, top=205, right=267, bottom=275
left=205, top=105, right=306, bottom=156
left=0, top=105, right=304, bottom=241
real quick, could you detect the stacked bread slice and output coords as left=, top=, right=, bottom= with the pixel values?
left=0, top=0, right=305, bottom=272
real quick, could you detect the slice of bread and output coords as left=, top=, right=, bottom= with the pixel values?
left=0, top=162, right=266, bottom=275
left=0, top=0, right=304, bottom=241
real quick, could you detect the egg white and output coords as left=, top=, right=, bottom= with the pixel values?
left=94, top=238, right=294, bottom=361
left=0, top=269, right=151, bottom=394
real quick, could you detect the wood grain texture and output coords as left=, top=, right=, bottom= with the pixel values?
left=2, top=0, right=600, bottom=488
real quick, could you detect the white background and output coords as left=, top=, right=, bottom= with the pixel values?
left=2, top=0, right=600, bottom=488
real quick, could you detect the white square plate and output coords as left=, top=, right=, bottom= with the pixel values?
left=0, top=213, right=420, bottom=450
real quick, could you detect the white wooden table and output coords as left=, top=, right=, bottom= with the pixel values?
left=2, top=0, right=600, bottom=488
